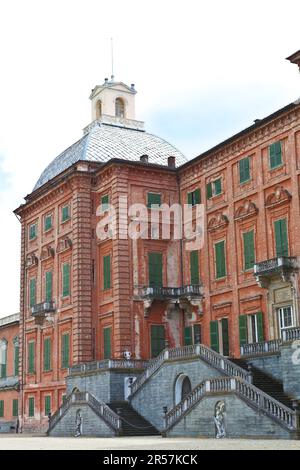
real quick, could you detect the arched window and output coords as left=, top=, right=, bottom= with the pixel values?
left=174, top=374, right=192, bottom=405
left=96, top=100, right=102, bottom=119
left=13, top=337, right=19, bottom=376
left=0, top=339, right=8, bottom=379
left=115, top=98, right=125, bottom=118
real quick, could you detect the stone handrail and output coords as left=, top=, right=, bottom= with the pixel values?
left=254, top=256, right=297, bottom=275
left=130, top=345, right=250, bottom=397
left=241, top=339, right=282, bottom=357
left=48, top=391, right=122, bottom=434
left=164, top=377, right=296, bottom=432
left=282, top=327, right=300, bottom=343
left=69, top=359, right=150, bottom=375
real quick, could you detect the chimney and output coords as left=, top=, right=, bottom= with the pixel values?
left=131, top=84, right=135, bottom=91
left=168, top=156, right=176, bottom=168
left=140, top=155, right=149, bottom=163
left=104, top=78, right=109, bottom=84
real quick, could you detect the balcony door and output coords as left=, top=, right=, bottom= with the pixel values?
left=278, top=306, right=295, bottom=339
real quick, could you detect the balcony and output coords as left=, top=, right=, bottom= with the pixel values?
left=136, top=284, right=203, bottom=300
left=254, top=257, right=297, bottom=287
left=31, top=301, right=55, bottom=321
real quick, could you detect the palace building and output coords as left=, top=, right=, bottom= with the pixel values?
left=2, top=50, right=300, bottom=437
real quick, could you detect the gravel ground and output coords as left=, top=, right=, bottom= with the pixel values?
left=0, top=435, right=299, bottom=450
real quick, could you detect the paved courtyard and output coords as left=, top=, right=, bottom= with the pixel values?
left=0, top=435, right=299, bottom=450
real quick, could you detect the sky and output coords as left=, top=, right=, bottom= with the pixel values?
left=0, top=0, right=299, bottom=317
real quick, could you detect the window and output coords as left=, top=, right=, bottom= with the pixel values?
left=43, top=337, right=51, bottom=372
left=269, top=141, right=282, bottom=169
left=44, top=395, right=51, bottom=416
left=61, top=333, right=70, bottom=369
left=151, top=325, right=165, bottom=358
left=190, top=251, right=199, bottom=284
left=207, top=178, right=222, bottom=199
left=0, top=400, right=4, bottom=418
left=215, top=241, right=226, bottom=279
left=239, top=312, right=264, bottom=346
left=210, top=319, right=229, bottom=356
left=29, top=278, right=36, bottom=308
left=28, top=341, right=35, bottom=374
left=0, top=339, right=7, bottom=378
left=44, top=214, right=53, bottom=232
left=274, top=218, right=289, bottom=257
left=62, top=263, right=70, bottom=297
left=278, top=306, right=295, bottom=339
left=61, top=204, right=70, bottom=223
left=147, top=193, right=161, bottom=208
left=96, top=100, right=102, bottom=119
left=115, top=98, right=125, bottom=118
left=29, top=222, right=37, bottom=240
left=101, top=194, right=109, bottom=212
left=184, top=324, right=201, bottom=346
left=14, top=337, right=19, bottom=376
left=103, top=255, right=111, bottom=290
left=103, top=327, right=112, bottom=359
left=187, top=189, right=201, bottom=207
left=12, top=399, right=18, bottom=417
left=243, top=230, right=255, bottom=271
left=239, top=157, right=251, bottom=184
left=28, top=397, right=35, bottom=417
left=45, top=271, right=53, bottom=302
left=148, top=252, right=163, bottom=287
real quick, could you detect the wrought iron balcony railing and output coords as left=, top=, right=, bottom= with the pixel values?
left=136, top=284, right=203, bottom=300
left=254, top=257, right=297, bottom=276
left=31, top=301, right=55, bottom=316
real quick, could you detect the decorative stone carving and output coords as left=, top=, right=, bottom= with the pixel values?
left=265, top=186, right=292, bottom=208
left=25, top=253, right=38, bottom=268
left=74, top=409, right=82, bottom=437
left=214, top=401, right=226, bottom=439
left=143, top=299, right=153, bottom=318
left=207, top=213, right=229, bottom=232
left=40, top=245, right=55, bottom=261
left=56, top=237, right=72, bottom=253
left=234, top=200, right=258, bottom=221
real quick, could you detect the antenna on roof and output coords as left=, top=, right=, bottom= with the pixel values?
left=111, top=37, right=115, bottom=82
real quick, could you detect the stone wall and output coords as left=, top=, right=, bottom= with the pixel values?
left=281, top=343, right=300, bottom=400
left=245, top=354, right=282, bottom=382
left=166, top=394, right=292, bottom=439
left=49, top=403, right=115, bottom=437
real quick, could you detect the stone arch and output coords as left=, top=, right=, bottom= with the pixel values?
left=174, top=373, right=192, bottom=405
left=115, top=97, right=125, bottom=118
left=96, top=100, right=102, bottom=119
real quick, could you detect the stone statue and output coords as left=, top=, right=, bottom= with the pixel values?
left=214, top=401, right=226, bottom=439
left=74, top=409, right=82, bottom=437
left=123, top=351, right=132, bottom=360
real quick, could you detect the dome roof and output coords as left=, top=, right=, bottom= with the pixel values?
left=33, top=122, right=187, bottom=190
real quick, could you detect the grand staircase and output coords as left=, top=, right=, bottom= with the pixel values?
left=108, top=402, right=160, bottom=436
left=230, top=358, right=294, bottom=408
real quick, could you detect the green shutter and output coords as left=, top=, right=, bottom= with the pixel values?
left=14, top=344, right=19, bottom=376
left=184, top=327, right=193, bottom=346
left=29, top=278, right=36, bottom=308
left=194, top=188, right=201, bottom=205
left=206, top=182, right=212, bottom=199
left=256, top=312, right=264, bottom=342
left=239, top=315, right=248, bottom=346
left=148, top=252, right=163, bottom=287
left=221, top=318, right=230, bottom=356
left=44, top=215, right=52, bottom=231
left=190, top=250, right=199, bottom=284
left=28, top=341, right=35, bottom=374
left=62, top=263, right=70, bottom=297
left=62, top=205, right=70, bottom=222
left=214, top=178, right=222, bottom=195
left=210, top=321, right=219, bottom=353
left=101, top=194, right=109, bottom=211
left=29, top=223, right=37, bottom=240
left=215, top=241, right=226, bottom=278
left=193, top=324, right=201, bottom=344
left=44, top=396, right=51, bottom=416
left=147, top=193, right=161, bottom=208
left=239, top=157, right=250, bottom=183
left=275, top=219, right=289, bottom=257
left=62, top=334, right=70, bottom=369
left=243, top=230, right=255, bottom=270
left=187, top=191, right=193, bottom=206
left=28, top=397, right=34, bottom=417
left=45, top=271, right=53, bottom=302
left=151, top=325, right=165, bottom=358
left=269, top=141, right=282, bottom=169
left=0, top=400, right=4, bottom=418
left=12, top=399, right=18, bottom=417
left=43, top=337, right=51, bottom=372
left=103, top=255, right=111, bottom=290
left=103, top=327, right=112, bottom=359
